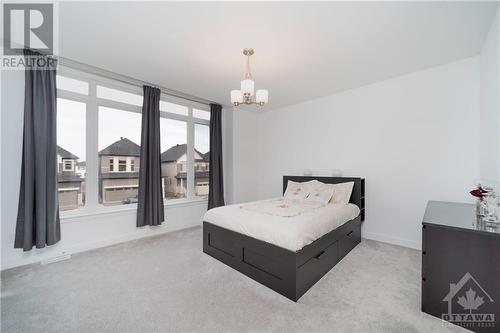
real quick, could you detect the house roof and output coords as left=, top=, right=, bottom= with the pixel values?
left=57, top=146, right=79, bottom=160
left=99, top=138, right=141, bottom=157
left=76, top=161, right=86, bottom=167
left=100, top=172, right=139, bottom=180
left=175, top=171, right=209, bottom=179
left=161, top=144, right=207, bottom=163
left=58, top=174, right=83, bottom=183
left=202, top=152, right=210, bottom=162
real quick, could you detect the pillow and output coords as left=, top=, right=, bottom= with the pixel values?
left=309, top=180, right=355, bottom=205
left=330, top=182, right=355, bottom=205
left=284, top=180, right=313, bottom=200
left=304, top=186, right=334, bottom=205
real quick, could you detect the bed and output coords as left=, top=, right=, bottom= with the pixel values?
left=202, top=176, right=365, bottom=302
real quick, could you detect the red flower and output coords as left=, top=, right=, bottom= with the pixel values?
left=470, top=187, right=488, bottom=199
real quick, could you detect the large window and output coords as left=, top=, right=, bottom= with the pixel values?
left=98, top=106, right=141, bottom=206
left=56, top=68, right=212, bottom=216
left=56, top=97, right=86, bottom=211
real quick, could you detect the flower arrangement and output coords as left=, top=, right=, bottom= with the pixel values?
left=470, top=184, right=489, bottom=217
left=470, top=185, right=488, bottom=200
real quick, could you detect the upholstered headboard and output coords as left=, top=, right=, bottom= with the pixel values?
left=282, top=176, right=365, bottom=221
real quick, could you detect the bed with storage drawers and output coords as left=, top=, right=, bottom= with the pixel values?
left=202, top=176, right=365, bottom=301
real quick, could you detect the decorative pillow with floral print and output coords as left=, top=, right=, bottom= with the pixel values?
left=284, top=180, right=312, bottom=200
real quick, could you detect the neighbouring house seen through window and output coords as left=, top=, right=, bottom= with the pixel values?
left=160, top=118, right=187, bottom=200
left=194, top=123, right=210, bottom=198
left=98, top=106, right=142, bottom=206
left=56, top=68, right=212, bottom=214
left=56, top=98, right=86, bottom=211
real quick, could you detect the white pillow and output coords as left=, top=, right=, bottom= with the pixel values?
left=304, top=186, right=335, bottom=205
left=330, top=182, right=355, bottom=204
left=284, top=180, right=313, bottom=200
left=308, top=180, right=355, bottom=204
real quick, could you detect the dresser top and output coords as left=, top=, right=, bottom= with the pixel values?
left=423, top=200, right=500, bottom=235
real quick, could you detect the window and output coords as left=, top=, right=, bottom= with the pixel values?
left=56, top=67, right=212, bottom=216
left=160, top=101, right=188, bottom=116
left=57, top=75, right=89, bottom=95
left=98, top=106, right=142, bottom=206
left=97, top=85, right=143, bottom=106
left=118, top=160, right=127, bottom=172
left=160, top=118, right=187, bottom=200
left=194, top=124, right=210, bottom=198
left=56, top=98, right=86, bottom=211
left=193, top=109, right=210, bottom=120
left=63, top=160, right=74, bottom=171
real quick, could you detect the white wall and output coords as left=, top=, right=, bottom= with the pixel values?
left=1, top=70, right=231, bottom=270
left=231, top=108, right=261, bottom=204
left=480, top=8, right=500, bottom=182
left=239, top=57, right=480, bottom=249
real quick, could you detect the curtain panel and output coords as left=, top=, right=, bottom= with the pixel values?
left=208, top=104, right=225, bottom=209
left=137, top=86, right=164, bottom=227
left=15, top=49, right=60, bottom=251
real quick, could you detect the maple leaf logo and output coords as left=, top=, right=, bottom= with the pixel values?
left=457, top=288, right=485, bottom=313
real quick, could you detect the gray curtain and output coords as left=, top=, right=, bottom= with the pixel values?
left=137, top=86, right=164, bottom=227
left=208, top=104, right=225, bottom=209
left=15, top=49, right=60, bottom=251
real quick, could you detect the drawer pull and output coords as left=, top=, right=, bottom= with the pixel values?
left=347, top=231, right=353, bottom=237
left=315, top=251, right=326, bottom=260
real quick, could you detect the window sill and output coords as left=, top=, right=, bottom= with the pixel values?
left=60, top=197, right=208, bottom=223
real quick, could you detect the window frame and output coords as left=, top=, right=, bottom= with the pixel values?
left=57, top=66, right=211, bottom=220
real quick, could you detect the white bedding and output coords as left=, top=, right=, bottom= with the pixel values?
left=203, top=198, right=360, bottom=252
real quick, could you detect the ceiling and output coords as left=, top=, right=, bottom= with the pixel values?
left=59, top=1, right=498, bottom=111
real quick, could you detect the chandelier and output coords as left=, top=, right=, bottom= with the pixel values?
left=230, top=48, right=269, bottom=106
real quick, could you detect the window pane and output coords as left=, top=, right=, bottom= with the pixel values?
left=97, top=85, right=143, bottom=106
left=194, top=124, right=210, bottom=198
left=57, top=75, right=89, bottom=95
left=160, top=118, right=187, bottom=200
left=98, top=106, right=141, bottom=206
left=57, top=98, right=86, bottom=211
left=193, top=108, right=210, bottom=120
left=160, top=101, right=188, bottom=116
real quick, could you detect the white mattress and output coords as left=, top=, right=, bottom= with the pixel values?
left=203, top=198, right=360, bottom=252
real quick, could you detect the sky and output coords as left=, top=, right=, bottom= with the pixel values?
left=57, top=99, right=210, bottom=162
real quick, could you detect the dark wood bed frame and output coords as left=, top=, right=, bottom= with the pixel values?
left=203, top=176, right=365, bottom=302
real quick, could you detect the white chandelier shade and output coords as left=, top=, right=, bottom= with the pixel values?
left=231, top=48, right=268, bottom=107
left=230, top=90, right=243, bottom=104
left=256, top=89, right=269, bottom=104
left=241, top=79, right=255, bottom=96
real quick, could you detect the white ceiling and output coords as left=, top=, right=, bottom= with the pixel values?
left=59, top=1, right=498, bottom=111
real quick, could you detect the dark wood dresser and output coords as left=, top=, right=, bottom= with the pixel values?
left=422, top=201, right=500, bottom=332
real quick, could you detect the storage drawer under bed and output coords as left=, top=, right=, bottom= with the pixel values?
left=203, top=216, right=362, bottom=301
left=296, top=220, right=361, bottom=298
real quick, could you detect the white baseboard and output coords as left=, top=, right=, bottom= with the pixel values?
left=362, top=231, right=421, bottom=250
left=1, top=219, right=201, bottom=271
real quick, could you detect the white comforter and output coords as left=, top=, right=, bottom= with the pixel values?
left=203, top=198, right=360, bottom=252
